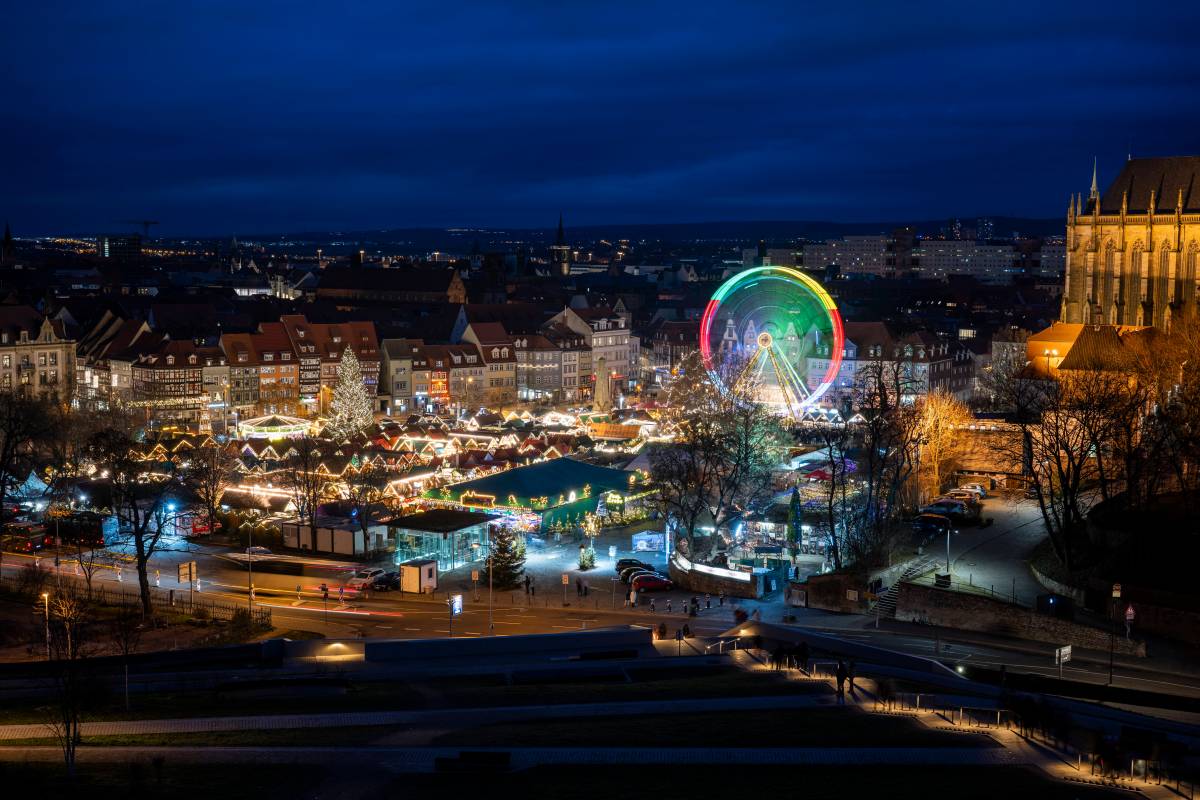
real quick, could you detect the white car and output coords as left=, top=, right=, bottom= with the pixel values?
left=959, top=483, right=988, bottom=498
left=346, top=568, right=385, bottom=589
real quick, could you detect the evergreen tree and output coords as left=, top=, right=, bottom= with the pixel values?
left=326, top=346, right=373, bottom=440
left=787, top=485, right=803, bottom=552
left=488, top=527, right=525, bottom=589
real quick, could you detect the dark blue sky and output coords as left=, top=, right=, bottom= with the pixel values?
left=5, top=1, right=1200, bottom=236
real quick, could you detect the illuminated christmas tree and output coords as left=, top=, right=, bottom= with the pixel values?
left=326, top=346, right=373, bottom=440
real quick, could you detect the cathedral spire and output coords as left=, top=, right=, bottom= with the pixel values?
left=1089, top=157, right=1100, bottom=202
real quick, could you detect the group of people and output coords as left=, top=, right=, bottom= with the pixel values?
left=770, top=641, right=810, bottom=673
left=641, top=590, right=727, bottom=615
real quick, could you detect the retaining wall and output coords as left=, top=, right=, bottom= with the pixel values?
left=895, top=581, right=1145, bottom=657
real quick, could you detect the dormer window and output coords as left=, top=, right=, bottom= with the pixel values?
left=238, top=352, right=248, bottom=363
left=264, top=353, right=274, bottom=361
left=166, top=355, right=175, bottom=365
left=188, top=355, right=197, bottom=365
left=332, top=336, right=342, bottom=343
left=491, top=348, right=500, bottom=359
left=282, top=352, right=291, bottom=361
left=501, top=348, right=508, bottom=358
left=297, top=330, right=305, bottom=337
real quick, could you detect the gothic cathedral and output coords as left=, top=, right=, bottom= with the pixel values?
left=1062, top=156, right=1200, bottom=330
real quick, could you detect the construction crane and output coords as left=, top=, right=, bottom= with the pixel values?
left=118, top=220, right=160, bottom=238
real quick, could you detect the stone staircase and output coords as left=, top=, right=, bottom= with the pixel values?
left=872, top=557, right=938, bottom=619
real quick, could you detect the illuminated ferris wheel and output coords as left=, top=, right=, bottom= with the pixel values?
left=699, top=266, right=844, bottom=415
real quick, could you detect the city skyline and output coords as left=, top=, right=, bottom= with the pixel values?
left=6, top=1, right=1200, bottom=235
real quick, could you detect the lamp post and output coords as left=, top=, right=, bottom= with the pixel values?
left=1042, top=348, right=1058, bottom=376
left=41, top=592, right=49, bottom=660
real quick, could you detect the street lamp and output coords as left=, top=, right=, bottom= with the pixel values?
left=1042, top=348, right=1058, bottom=375
left=41, top=592, right=49, bottom=660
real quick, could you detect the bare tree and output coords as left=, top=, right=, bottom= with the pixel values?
left=343, top=460, right=388, bottom=538
left=0, top=395, right=52, bottom=576
left=282, top=436, right=329, bottom=528
left=916, top=390, right=971, bottom=504
left=87, top=423, right=185, bottom=616
left=844, top=359, right=921, bottom=566
left=650, top=350, right=786, bottom=561
left=108, top=603, right=144, bottom=711
left=185, top=442, right=239, bottom=534
left=44, top=587, right=94, bottom=777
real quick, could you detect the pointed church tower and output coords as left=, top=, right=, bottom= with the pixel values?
left=551, top=212, right=570, bottom=277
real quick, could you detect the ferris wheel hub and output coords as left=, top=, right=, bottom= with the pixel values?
left=756, top=331, right=774, bottom=349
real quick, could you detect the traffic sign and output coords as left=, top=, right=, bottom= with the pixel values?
left=1125, top=604, right=1135, bottom=621
left=561, top=573, right=569, bottom=585
left=177, top=561, right=197, bottom=583
left=448, top=594, right=463, bottom=616
left=1055, top=645, right=1072, bottom=665
left=471, top=570, right=479, bottom=582
left=1112, top=583, right=1121, bottom=599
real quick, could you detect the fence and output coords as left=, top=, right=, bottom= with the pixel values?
left=0, top=568, right=271, bottom=628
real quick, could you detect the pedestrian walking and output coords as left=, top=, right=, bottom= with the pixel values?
left=718, top=588, right=725, bottom=607
left=650, top=597, right=656, bottom=613
left=524, top=574, right=531, bottom=595
left=848, top=659, right=857, bottom=693
left=835, top=660, right=847, bottom=702
left=296, top=584, right=302, bottom=602
left=666, top=598, right=672, bottom=613
left=705, top=593, right=711, bottom=610
left=338, top=585, right=345, bottom=604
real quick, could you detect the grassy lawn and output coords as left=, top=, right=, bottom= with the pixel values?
left=433, top=706, right=996, bottom=748
left=0, top=667, right=825, bottom=725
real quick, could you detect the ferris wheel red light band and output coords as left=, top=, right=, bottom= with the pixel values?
left=699, top=266, right=845, bottom=408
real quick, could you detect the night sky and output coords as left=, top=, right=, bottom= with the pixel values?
left=6, top=1, right=1200, bottom=236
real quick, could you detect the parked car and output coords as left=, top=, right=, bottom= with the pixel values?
left=245, top=546, right=273, bottom=556
left=959, top=482, right=989, bottom=498
left=943, top=490, right=982, bottom=507
left=912, top=513, right=953, bottom=536
left=954, top=486, right=986, bottom=501
left=371, top=571, right=400, bottom=591
left=920, top=499, right=979, bottom=523
left=631, top=573, right=674, bottom=592
left=621, top=566, right=660, bottom=584
left=347, top=567, right=386, bottom=589
left=616, top=558, right=656, bottom=574
left=1024, top=485, right=1040, bottom=499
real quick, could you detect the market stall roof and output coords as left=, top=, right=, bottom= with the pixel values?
left=440, top=457, right=635, bottom=505
left=391, top=508, right=497, bottom=533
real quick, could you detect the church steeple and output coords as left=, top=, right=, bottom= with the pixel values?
left=1089, top=157, right=1100, bottom=203
left=551, top=212, right=569, bottom=277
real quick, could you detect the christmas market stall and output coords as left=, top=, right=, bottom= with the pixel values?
left=424, top=457, right=648, bottom=533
